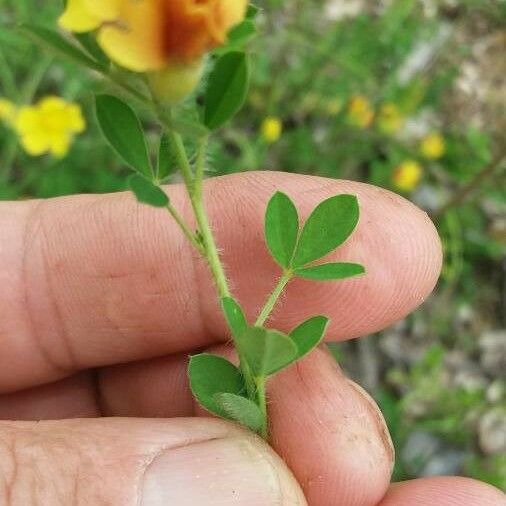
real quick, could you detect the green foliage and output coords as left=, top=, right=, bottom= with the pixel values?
left=95, top=95, right=152, bottom=177
left=221, top=297, right=248, bottom=338
left=289, top=316, right=329, bottom=360
left=214, top=393, right=264, bottom=433
left=239, top=327, right=298, bottom=377
left=19, top=24, right=104, bottom=71
left=295, top=262, right=365, bottom=281
left=292, top=195, right=360, bottom=268
left=128, top=174, right=168, bottom=208
left=156, top=134, right=176, bottom=181
left=265, top=191, right=299, bottom=268
left=204, top=51, right=251, bottom=130
left=188, top=354, right=245, bottom=419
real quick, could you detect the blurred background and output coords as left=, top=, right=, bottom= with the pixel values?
left=0, top=0, right=505, bottom=490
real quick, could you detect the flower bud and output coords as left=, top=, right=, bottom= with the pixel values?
left=148, top=59, right=205, bottom=105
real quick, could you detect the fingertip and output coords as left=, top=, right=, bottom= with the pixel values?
left=380, top=477, right=506, bottom=506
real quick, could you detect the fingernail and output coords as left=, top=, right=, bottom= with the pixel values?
left=345, top=379, right=395, bottom=469
left=142, top=435, right=306, bottom=505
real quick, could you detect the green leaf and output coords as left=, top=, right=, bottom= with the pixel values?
left=221, top=297, right=248, bottom=338
left=290, top=316, right=329, bottom=360
left=215, top=20, right=258, bottom=55
left=19, top=24, right=104, bottom=71
left=265, top=192, right=299, bottom=269
left=74, top=33, right=110, bottom=67
left=246, top=5, right=260, bottom=19
left=204, top=51, right=250, bottom=130
left=239, top=327, right=298, bottom=376
left=295, top=263, right=365, bottom=281
left=292, top=195, right=360, bottom=268
left=214, top=393, right=264, bottom=433
left=95, top=95, right=152, bottom=177
left=189, top=354, right=245, bottom=419
left=128, top=174, right=169, bottom=208
left=171, top=118, right=209, bottom=139
left=156, top=134, right=176, bottom=181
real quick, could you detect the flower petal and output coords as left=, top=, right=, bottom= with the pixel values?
left=58, top=0, right=103, bottom=33
left=97, top=0, right=166, bottom=72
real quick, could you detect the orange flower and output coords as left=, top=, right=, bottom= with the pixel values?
left=59, top=0, right=248, bottom=72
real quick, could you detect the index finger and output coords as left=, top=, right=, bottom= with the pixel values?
left=0, top=171, right=442, bottom=392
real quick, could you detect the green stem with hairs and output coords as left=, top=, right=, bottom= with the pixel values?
left=255, top=270, right=293, bottom=327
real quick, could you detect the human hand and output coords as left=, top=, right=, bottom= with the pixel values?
left=0, top=172, right=503, bottom=505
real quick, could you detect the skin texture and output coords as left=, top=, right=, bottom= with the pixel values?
left=0, top=172, right=504, bottom=505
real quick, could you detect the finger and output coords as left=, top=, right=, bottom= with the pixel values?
left=0, top=172, right=442, bottom=392
left=99, top=347, right=395, bottom=506
left=0, top=373, right=99, bottom=420
left=379, top=477, right=505, bottom=505
left=0, top=418, right=306, bottom=505
left=268, top=348, right=394, bottom=506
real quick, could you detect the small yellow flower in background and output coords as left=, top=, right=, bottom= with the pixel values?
left=392, top=160, right=423, bottom=192
left=0, top=98, right=17, bottom=126
left=420, top=132, right=446, bottom=159
left=347, top=95, right=374, bottom=128
left=377, top=103, right=404, bottom=134
left=14, top=96, right=86, bottom=159
left=261, top=117, right=283, bottom=144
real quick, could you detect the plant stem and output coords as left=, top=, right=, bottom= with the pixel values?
left=255, top=376, right=269, bottom=440
left=255, top=271, right=293, bottom=327
left=434, top=152, right=506, bottom=223
left=165, top=204, right=204, bottom=254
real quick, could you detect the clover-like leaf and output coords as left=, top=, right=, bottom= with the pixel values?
left=221, top=297, right=248, bottom=339
left=265, top=192, right=299, bottom=269
left=189, top=354, right=245, bottom=419
left=292, top=195, right=360, bottom=268
left=214, top=393, right=264, bottom=433
left=290, top=316, right=329, bottom=360
left=239, top=327, right=298, bottom=377
left=204, top=51, right=250, bottom=130
left=128, top=174, right=169, bottom=208
left=295, top=262, right=365, bottom=281
left=95, top=95, right=152, bottom=177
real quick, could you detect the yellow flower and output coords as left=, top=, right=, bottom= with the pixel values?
left=392, top=160, right=423, bottom=192
left=377, top=103, right=404, bottom=134
left=420, top=133, right=446, bottom=159
left=261, top=117, right=283, bottom=144
left=0, top=98, right=17, bottom=126
left=14, top=96, right=86, bottom=159
left=59, top=0, right=248, bottom=72
left=347, top=95, right=374, bottom=129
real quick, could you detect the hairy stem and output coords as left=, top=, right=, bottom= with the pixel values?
left=165, top=204, right=204, bottom=254
left=255, top=271, right=293, bottom=327
left=255, top=376, right=269, bottom=440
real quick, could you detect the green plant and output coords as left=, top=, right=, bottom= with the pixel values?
left=18, top=1, right=366, bottom=441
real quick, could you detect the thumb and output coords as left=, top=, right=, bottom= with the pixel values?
left=0, top=418, right=306, bottom=505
